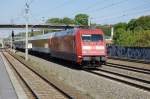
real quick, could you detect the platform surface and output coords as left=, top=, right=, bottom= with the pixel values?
left=0, top=52, right=17, bottom=99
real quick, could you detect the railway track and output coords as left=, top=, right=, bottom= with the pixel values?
left=108, top=57, right=150, bottom=64
left=3, top=52, right=72, bottom=99
left=106, top=63, right=150, bottom=74
left=107, top=62, right=150, bottom=72
left=84, top=63, right=150, bottom=92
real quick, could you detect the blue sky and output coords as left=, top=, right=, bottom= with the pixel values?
left=0, top=0, right=150, bottom=37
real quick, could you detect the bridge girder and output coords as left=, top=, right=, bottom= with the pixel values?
left=0, top=24, right=88, bottom=29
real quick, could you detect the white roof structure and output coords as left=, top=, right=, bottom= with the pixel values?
left=15, top=28, right=77, bottom=42
left=29, top=29, right=75, bottom=40
left=29, top=32, right=55, bottom=40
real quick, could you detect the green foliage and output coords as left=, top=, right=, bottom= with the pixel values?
left=114, top=30, right=150, bottom=47
left=62, top=17, right=74, bottom=25
left=113, top=15, right=150, bottom=47
left=127, top=19, right=137, bottom=31
left=75, top=14, right=89, bottom=25
left=127, top=16, right=150, bottom=31
left=46, top=13, right=89, bottom=25
left=114, top=22, right=127, bottom=30
left=46, top=18, right=62, bottom=25
left=0, top=43, right=2, bottom=47
left=46, top=17, right=74, bottom=25
left=135, top=16, right=150, bottom=30
left=96, top=25, right=111, bottom=36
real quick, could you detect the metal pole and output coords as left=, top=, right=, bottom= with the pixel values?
left=42, top=17, right=45, bottom=35
left=25, top=3, right=29, bottom=61
left=88, top=17, right=92, bottom=27
left=10, top=35, right=12, bottom=50
left=88, top=17, right=91, bottom=26
left=111, top=26, right=114, bottom=40
left=25, top=18, right=28, bottom=61
left=10, top=19, right=14, bottom=51
left=42, top=29, right=45, bottom=35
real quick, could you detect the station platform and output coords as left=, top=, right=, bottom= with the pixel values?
left=0, top=52, right=17, bottom=99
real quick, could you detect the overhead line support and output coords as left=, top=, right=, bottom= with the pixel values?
left=25, top=3, right=29, bottom=61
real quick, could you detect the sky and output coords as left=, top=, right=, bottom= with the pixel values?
left=0, top=0, right=150, bottom=38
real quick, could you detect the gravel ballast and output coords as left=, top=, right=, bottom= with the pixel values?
left=13, top=51, right=150, bottom=99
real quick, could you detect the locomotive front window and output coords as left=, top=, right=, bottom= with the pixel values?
left=82, top=34, right=91, bottom=42
left=82, top=34, right=103, bottom=42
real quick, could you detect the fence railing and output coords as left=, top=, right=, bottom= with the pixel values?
left=107, top=45, right=150, bottom=62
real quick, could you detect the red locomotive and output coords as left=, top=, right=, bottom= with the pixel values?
left=15, top=28, right=107, bottom=67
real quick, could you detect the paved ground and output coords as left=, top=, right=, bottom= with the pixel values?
left=0, top=52, right=17, bottom=99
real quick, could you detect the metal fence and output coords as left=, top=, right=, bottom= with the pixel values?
left=107, top=45, right=150, bottom=62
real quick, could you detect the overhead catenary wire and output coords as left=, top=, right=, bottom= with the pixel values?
left=67, top=0, right=130, bottom=22
left=11, top=0, right=35, bottom=24
left=48, top=0, right=76, bottom=14
left=93, top=2, right=150, bottom=20
left=25, top=0, right=35, bottom=6
left=92, top=8, right=150, bottom=22
left=11, top=0, right=150, bottom=25
left=69, top=0, right=107, bottom=15
left=34, top=0, right=77, bottom=19
left=67, top=0, right=149, bottom=24
left=11, top=5, right=27, bottom=24
left=111, top=9, right=150, bottom=23
left=85, top=0, right=129, bottom=13
left=28, top=0, right=35, bottom=6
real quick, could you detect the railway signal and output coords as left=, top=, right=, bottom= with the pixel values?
left=11, top=30, right=14, bottom=41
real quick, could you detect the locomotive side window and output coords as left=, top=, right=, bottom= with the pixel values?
left=82, top=34, right=103, bottom=42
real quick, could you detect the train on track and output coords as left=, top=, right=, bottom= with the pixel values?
left=14, top=28, right=107, bottom=67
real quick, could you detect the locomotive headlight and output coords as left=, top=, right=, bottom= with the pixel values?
left=78, top=56, right=82, bottom=58
left=95, top=46, right=105, bottom=50
left=82, top=46, right=92, bottom=50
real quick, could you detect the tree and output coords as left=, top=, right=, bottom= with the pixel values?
left=62, top=17, right=74, bottom=25
left=135, top=16, right=150, bottom=30
left=127, top=16, right=150, bottom=31
left=46, top=18, right=62, bottom=25
left=75, top=14, right=89, bottom=25
left=127, top=19, right=137, bottom=31
left=46, top=17, right=74, bottom=25
left=96, top=25, right=111, bottom=36
left=114, top=22, right=127, bottom=30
